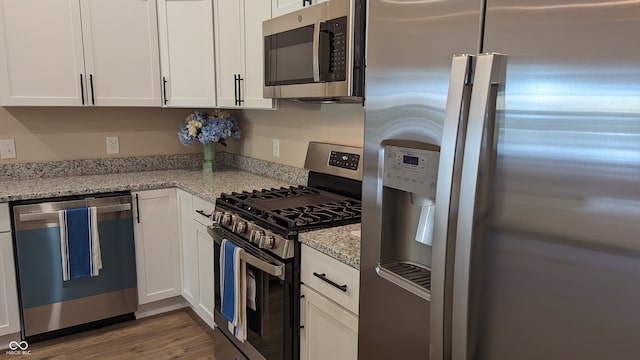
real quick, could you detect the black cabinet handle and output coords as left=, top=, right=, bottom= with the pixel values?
left=313, top=272, right=348, bottom=292
left=238, top=76, right=244, bottom=105
left=80, top=74, right=85, bottom=105
left=303, top=0, right=312, bottom=6
left=195, top=209, right=212, bottom=219
left=135, top=194, right=140, bottom=224
left=162, top=76, right=168, bottom=105
left=89, top=74, right=95, bottom=105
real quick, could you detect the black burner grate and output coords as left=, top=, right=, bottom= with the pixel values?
left=218, top=186, right=361, bottom=230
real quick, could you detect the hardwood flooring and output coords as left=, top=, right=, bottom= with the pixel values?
left=4, top=309, right=218, bottom=360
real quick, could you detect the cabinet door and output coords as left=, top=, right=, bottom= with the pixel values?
left=271, top=0, right=327, bottom=17
left=300, top=284, right=358, bottom=360
left=0, top=0, right=86, bottom=106
left=0, top=232, right=20, bottom=337
left=243, top=0, right=275, bottom=109
left=177, top=190, right=198, bottom=306
left=196, top=223, right=215, bottom=328
left=133, top=189, right=181, bottom=305
left=157, top=0, right=216, bottom=107
left=80, top=0, right=161, bottom=106
left=214, top=0, right=244, bottom=108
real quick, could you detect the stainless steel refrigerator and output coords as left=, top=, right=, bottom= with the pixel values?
left=359, top=1, right=640, bottom=359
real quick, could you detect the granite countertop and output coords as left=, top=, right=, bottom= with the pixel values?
left=0, top=166, right=362, bottom=268
left=299, top=224, right=361, bottom=270
left=0, top=167, right=291, bottom=203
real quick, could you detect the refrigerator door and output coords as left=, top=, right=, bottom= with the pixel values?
left=360, top=1, right=481, bottom=359
left=456, top=1, right=640, bottom=359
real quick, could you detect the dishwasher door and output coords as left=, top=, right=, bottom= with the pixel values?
left=12, top=192, right=138, bottom=339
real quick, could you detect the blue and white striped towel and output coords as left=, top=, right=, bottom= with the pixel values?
left=220, top=239, right=247, bottom=342
left=59, top=207, right=102, bottom=281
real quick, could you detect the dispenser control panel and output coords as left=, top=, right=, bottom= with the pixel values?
left=383, top=145, right=439, bottom=197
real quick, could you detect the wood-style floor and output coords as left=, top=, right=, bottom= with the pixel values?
left=7, top=309, right=217, bottom=360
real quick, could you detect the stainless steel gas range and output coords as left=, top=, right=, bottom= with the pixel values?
left=208, top=142, right=362, bottom=360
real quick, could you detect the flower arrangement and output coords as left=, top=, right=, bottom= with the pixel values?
left=178, top=109, right=241, bottom=147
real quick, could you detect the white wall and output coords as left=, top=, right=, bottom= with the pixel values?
left=0, top=102, right=364, bottom=168
left=237, top=101, right=364, bottom=168
left=0, top=106, right=200, bottom=163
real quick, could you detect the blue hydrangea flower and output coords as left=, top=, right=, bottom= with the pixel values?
left=179, top=110, right=241, bottom=146
left=178, top=123, right=195, bottom=145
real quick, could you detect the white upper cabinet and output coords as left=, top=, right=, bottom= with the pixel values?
left=0, top=0, right=86, bottom=106
left=214, top=0, right=275, bottom=109
left=271, top=0, right=327, bottom=18
left=157, top=0, right=216, bottom=107
left=80, top=0, right=161, bottom=106
left=0, top=0, right=161, bottom=107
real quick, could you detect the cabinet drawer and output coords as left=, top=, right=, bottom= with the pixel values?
left=301, top=244, right=360, bottom=315
left=192, top=195, right=215, bottom=227
left=0, top=203, right=9, bottom=233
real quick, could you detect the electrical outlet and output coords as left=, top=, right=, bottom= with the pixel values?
left=0, top=139, right=16, bottom=159
left=273, top=139, right=280, bottom=158
left=106, top=136, right=119, bottom=154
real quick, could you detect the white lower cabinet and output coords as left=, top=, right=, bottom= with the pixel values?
left=300, top=244, right=359, bottom=360
left=195, top=222, right=215, bottom=327
left=0, top=231, right=20, bottom=338
left=177, top=190, right=198, bottom=306
left=177, top=191, right=216, bottom=328
left=133, top=189, right=181, bottom=305
left=300, top=284, right=358, bottom=360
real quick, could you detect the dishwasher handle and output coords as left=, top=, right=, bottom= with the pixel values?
left=19, top=203, right=132, bottom=222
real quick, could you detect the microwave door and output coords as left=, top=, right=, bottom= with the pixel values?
left=264, top=25, right=316, bottom=87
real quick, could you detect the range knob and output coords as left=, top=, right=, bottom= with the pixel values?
left=213, top=211, right=223, bottom=224
left=221, top=213, right=232, bottom=226
left=260, top=235, right=275, bottom=249
left=234, top=220, right=247, bottom=234
left=250, top=230, right=264, bottom=244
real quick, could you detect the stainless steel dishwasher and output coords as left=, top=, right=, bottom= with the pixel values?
left=11, top=192, right=137, bottom=340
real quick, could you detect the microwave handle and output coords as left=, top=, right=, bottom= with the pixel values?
left=312, top=21, right=320, bottom=82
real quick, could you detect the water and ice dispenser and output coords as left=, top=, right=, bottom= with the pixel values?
left=376, top=142, right=440, bottom=300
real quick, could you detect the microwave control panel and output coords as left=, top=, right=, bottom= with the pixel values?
left=383, top=145, right=439, bottom=197
left=322, top=16, right=347, bottom=82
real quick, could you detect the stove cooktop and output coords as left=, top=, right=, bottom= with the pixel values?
left=217, top=186, right=361, bottom=231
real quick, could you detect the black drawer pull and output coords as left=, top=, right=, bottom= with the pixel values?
left=195, top=209, right=212, bottom=219
left=313, top=272, right=347, bottom=292
left=135, top=193, right=140, bottom=223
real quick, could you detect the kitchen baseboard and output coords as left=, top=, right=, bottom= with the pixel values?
left=135, top=296, right=189, bottom=320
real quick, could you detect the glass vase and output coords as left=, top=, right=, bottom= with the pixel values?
left=202, top=142, right=216, bottom=172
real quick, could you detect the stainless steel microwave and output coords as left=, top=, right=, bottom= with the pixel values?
left=263, top=0, right=366, bottom=102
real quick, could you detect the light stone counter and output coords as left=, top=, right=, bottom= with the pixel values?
left=0, top=167, right=292, bottom=203
left=299, top=223, right=361, bottom=270
left=0, top=165, right=362, bottom=268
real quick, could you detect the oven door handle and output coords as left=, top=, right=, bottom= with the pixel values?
left=208, top=225, right=285, bottom=280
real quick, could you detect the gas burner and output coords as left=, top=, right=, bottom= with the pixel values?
left=218, top=186, right=361, bottom=231
left=273, top=200, right=362, bottom=226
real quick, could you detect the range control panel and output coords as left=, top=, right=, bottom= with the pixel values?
left=328, top=151, right=360, bottom=170
left=383, top=145, right=439, bottom=197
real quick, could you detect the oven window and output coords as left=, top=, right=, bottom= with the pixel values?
left=265, top=25, right=315, bottom=86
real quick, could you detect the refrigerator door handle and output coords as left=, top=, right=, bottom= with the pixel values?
left=430, top=54, right=474, bottom=360
left=452, top=53, right=507, bottom=360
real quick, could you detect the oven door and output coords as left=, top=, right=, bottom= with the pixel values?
left=210, top=225, right=294, bottom=360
